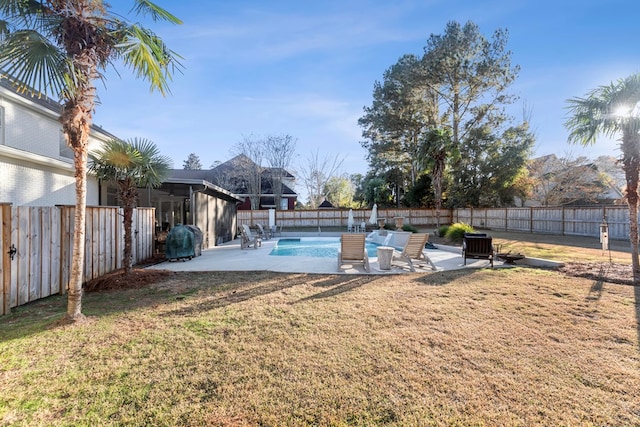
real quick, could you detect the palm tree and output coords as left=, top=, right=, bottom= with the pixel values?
left=565, top=73, right=640, bottom=284
left=90, top=138, right=171, bottom=274
left=0, top=1, right=182, bottom=322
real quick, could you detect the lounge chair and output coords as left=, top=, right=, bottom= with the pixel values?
left=338, top=233, right=370, bottom=272
left=240, top=224, right=261, bottom=249
left=256, top=224, right=271, bottom=240
left=271, top=224, right=283, bottom=237
left=392, top=233, right=437, bottom=271
left=462, top=233, right=494, bottom=267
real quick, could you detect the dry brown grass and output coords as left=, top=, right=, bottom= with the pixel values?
left=1, top=268, right=639, bottom=426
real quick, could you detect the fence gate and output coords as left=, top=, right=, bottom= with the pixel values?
left=1, top=204, right=11, bottom=316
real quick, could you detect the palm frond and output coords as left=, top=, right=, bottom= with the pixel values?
left=129, top=137, right=172, bottom=188
left=90, top=137, right=171, bottom=189
left=0, top=29, right=68, bottom=97
left=130, top=0, right=183, bottom=24
left=565, top=73, right=640, bottom=146
left=114, top=24, right=183, bottom=95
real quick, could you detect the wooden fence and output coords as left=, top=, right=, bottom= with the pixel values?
left=452, top=206, right=630, bottom=240
left=238, top=206, right=633, bottom=241
left=238, top=208, right=452, bottom=230
left=1, top=205, right=155, bottom=315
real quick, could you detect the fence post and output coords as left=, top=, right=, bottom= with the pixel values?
left=1, top=204, right=11, bottom=315
left=529, top=207, right=533, bottom=233
left=504, top=208, right=508, bottom=231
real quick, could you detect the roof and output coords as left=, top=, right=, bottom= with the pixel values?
left=171, top=154, right=297, bottom=197
left=159, top=177, right=243, bottom=203
left=0, top=74, right=119, bottom=141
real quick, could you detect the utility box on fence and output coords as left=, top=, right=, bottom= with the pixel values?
left=165, top=224, right=203, bottom=261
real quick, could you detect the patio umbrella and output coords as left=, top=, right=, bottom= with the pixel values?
left=347, top=209, right=354, bottom=229
left=368, top=204, right=378, bottom=225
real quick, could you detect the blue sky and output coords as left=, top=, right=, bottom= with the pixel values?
left=96, top=0, right=638, bottom=181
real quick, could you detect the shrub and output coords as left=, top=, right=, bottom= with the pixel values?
left=438, top=225, right=449, bottom=238
left=402, top=223, right=418, bottom=233
left=445, top=222, right=475, bottom=243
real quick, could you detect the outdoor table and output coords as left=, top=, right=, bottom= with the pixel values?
left=377, top=246, right=394, bottom=270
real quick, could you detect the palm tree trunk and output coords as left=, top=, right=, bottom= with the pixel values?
left=120, top=180, right=137, bottom=274
left=622, top=133, right=640, bottom=284
left=66, top=148, right=88, bottom=321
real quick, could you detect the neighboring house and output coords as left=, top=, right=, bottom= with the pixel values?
left=523, top=154, right=623, bottom=207
left=0, top=77, right=113, bottom=206
left=207, top=154, right=298, bottom=210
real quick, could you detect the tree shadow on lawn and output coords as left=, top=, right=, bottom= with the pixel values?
left=411, top=267, right=481, bottom=286
left=636, top=284, right=640, bottom=351
left=292, top=274, right=380, bottom=303
left=0, top=268, right=536, bottom=342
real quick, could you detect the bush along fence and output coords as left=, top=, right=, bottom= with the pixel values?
left=238, top=206, right=633, bottom=241
left=0, top=204, right=155, bottom=315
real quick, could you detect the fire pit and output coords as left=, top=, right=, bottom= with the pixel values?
left=496, top=253, right=525, bottom=264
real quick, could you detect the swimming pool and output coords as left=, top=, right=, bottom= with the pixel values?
left=270, top=238, right=383, bottom=258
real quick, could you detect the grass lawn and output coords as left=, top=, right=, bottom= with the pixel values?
left=1, top=266, right=639, bottom=425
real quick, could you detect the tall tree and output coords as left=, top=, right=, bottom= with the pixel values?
left=422, top=20, right=519, bottom=151
left=263, top=134, right=296, bottom=210
left=90, top=138, right=171, bottom=273
left=565, top=73, right=640, bottom=284
left=0, top=0, right=182, bottom=322
left=446, top=123, right=533, bottom=207
left=183, top=153, right=202, bottom=170
left=359, top=54, right=437, bottom=187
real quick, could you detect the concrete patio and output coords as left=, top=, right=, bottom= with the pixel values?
left=146, top=232, right=559, bottom=274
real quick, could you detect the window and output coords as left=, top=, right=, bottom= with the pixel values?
left=0, top=106, right=4, bottom=145
left=59, top=131, right=73, bottom=159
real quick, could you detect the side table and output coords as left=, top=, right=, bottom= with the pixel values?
left=377, top=246, right=394, bottom=270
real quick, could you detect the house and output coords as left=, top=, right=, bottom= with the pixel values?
left=0, top=75, right=241, bottom=249
left=200, top=154, right=298, bottom=210
left=524, top=154, right=624, bottom=206
left=0, top=77, right=113, bottom=206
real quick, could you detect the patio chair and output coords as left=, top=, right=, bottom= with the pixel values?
left=256, top=223, right=271, bottom=240
left=338, top=233, right=370, bottom=272
left=392, top=233, right=437, bottom=272
left=240, top=224, right=262, bottom=249
left=271, top=224, right=283, bottom=237
left=462, top=233, right=494, bottom=267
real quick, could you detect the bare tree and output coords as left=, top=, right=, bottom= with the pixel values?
left=264, top=134, right=297, bottom=210
left=233, top=135, right=264, bottom=210
left=529, top=154, right=609, bottom=206
left=297, top=150, right=344, bottom=208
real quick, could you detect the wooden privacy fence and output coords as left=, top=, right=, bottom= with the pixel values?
left=238, top=208, right=451, bottom=229
left=453, top=206, right=631, bottom=240
left=1, top=205, right=155, bottom=315
left=238, top=206, right=634, bottom=241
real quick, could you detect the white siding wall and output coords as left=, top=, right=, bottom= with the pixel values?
left=2, top=95, right=62, bottom=158
left=0, top=155, right=99, bottom=206
left=0, top=86, right=108, bottom=206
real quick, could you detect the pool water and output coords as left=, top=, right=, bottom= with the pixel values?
left=270, top=238, right=382, bottom=258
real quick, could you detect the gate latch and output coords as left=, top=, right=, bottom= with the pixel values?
left=8, top=244, right=16, bottom=261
